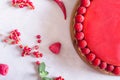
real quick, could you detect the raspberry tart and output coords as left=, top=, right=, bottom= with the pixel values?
left=71, top=0, right=120, bottom=75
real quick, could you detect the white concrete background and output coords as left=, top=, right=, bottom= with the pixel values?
left=0, top=0, right=120, bottom=80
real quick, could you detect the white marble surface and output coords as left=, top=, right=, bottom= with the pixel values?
left=0, top=0, right=120, bottom=80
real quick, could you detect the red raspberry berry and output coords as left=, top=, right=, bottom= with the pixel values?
left=82, top=48, right=90, bottom=55
left=78, top=40, right=87, bottom=49
left=49, top=42, right=61, bottom=54
left=86, top=53, right=95, bottom=61
left=99, top=62, right=107, bottom=69
left=75, top=32, right=84, bottom=40
left=113, top=67, right=120, bottom=75
left=92, top=58, right=101, bottom=66
left=0, top=64, right=9, bottom=76
left=106, top=65, right=114, bottom=72
left=77, top=6, right=86, bottom=14
left=81, top=0, right=91, bottom=7
left=75, top=14, right=84, bottom=23
left=74, top=23, right=83, bottom=32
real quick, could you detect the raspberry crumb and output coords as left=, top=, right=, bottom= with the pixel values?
left=36, top=61, right=40, bottom=65
left=37, top=40, right=41, bottom=43
left=36, top=35, right=41, bottom=39
left=21, top=46, right=32, bottom=57
left=54, top=76, right=64, bottom=80
left=12, top=0, right=35, bottom=9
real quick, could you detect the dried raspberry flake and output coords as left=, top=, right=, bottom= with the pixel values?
left=33, top=51, right=43, bottom=58
left=54, top=76, right=64, bottom=80
left=49, top=42, right=61, bottom=54
left=37, top=39, right=41, bottom=43
left=54, top=0, right=67, bottom=20
left=12, top=0, right=35, bottom=9
left=33, top=45, right=39, bottom=50
left=36, top=61, right=40, bottom=65
left=22, top=46, right=32, bottom=57
left=19, top=44, right=23, bottom=49
left=0, top=64, right=9, bottom=76
left=3, top=29, right=21, bottom=45
left=36, top=35, right=41, bottom=39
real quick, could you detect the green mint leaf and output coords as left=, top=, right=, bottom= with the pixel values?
left=40, top=71, right=49, bottom=78
left=38, top=62, right=46, bottom=73
left=42, top=77, right=53, bottom=80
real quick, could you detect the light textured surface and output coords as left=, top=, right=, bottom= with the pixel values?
left=0, top=0, right=120, bottom=80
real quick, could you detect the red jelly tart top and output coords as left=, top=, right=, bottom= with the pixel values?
left=83, top=0, right=120, bottom=66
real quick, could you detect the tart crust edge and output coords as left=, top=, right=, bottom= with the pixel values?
left=70, top=0, right=114, bottom=75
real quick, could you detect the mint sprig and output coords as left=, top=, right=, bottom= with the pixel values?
left=42, top=77, right=53, bottom=80
left=38, top=62, right=46, bottom=72
left=38, top=62, right=53, bottom=80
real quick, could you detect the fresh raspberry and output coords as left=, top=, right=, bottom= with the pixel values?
left=99, top=62, right=107, bottom=69
left=81, top=0, right=91, bottom=7
left=75, top=32, right=84, bottom=40
left=113, top=67, right=120, bottom=75
left=82, top=48, right=90, bottom=55
left=0, top=64, right=9, bottom=76
left=77, top=6, right=86, bottom=14
left=92, top=58, right=101, bottom=66
left=86, top=53, right=95, bottom=61
left=49, top=42, right=61, bottom=54
left=74, top=23, right=83, bottom=32
left=75, top=14, right=84, bottom=23
left=106, top=65, right=114, bottom=72
left=78, top=40, right=87, bottom=49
